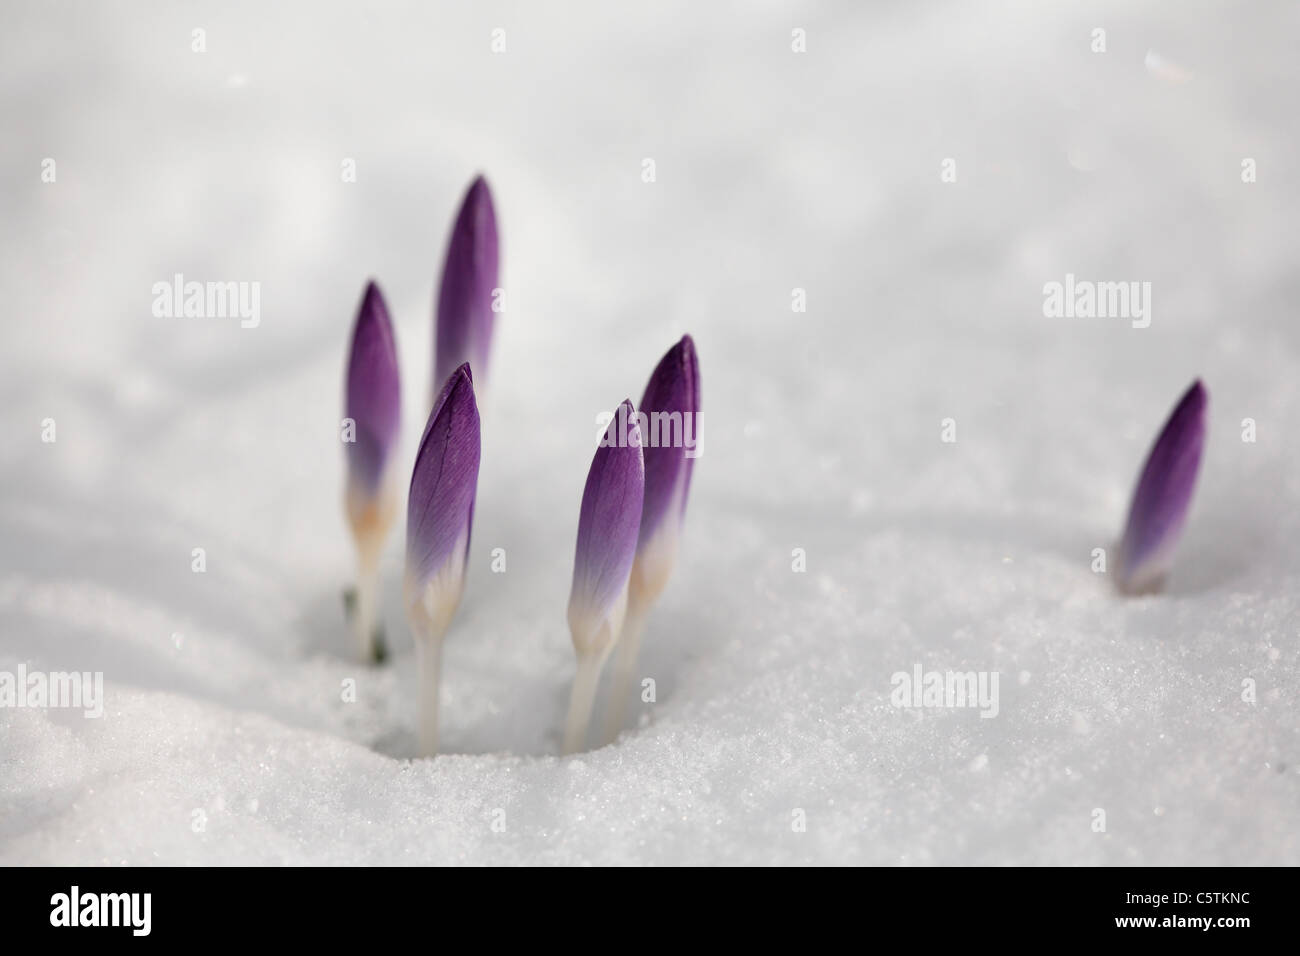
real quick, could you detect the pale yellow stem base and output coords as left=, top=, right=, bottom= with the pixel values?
left=404, top=532, right=468, bottom=758
left=603, top=602, right=649, bottom=745
left=564, top=646, right=614, bottom=755
left=346, top=478, right=398, bottom=663
left=413, top=634, right=445, bottom=757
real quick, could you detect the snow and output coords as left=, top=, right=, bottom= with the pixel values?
left=2, top=0, right=1298, bottom=865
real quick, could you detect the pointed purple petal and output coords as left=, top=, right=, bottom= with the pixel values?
left=435, top=175, right=499, bottom=391
left=570, top=401, right=645, bottom=626
left=637, top=335, right=700, bottom=544
left=406, top=364, right=481, bottom=591
left=1118, top=379, right=1208, bottom=593
left=345, top=280, right=401, bottom=495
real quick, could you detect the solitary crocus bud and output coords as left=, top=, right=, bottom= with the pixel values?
left=605, top=336, right=700, bottom=742
left=344, top=280, right=401, bottom=663
left=1117, top=379, right=1208, bottom=595
left=434, top=175, right=498, bottom=398
left=404, top=363, right=481, bottom=756
left=563, top=400, right=644, bottom=754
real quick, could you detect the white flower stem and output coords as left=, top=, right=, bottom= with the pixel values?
left=563, top=648, right=611, bottom=755
left=404, top=544, right=468, bottom=759
left=603, top=604, right=649, bottom=745
left=354, top=560, right=379, bottom=662
left=413, top=631, right=445, bottom=757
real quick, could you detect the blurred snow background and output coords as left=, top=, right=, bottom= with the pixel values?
left=1, top=0, right=1298, bottom=865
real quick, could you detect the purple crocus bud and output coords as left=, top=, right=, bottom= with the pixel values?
left=568, top=400, right=645, bottom=653
left=404, top=363, right=481, bottom=756
left=343, top=280, right=401, bottom=664
left=406, top=363, right=481, bottom=619
left=434, top=175, right=498, bottom=397
left=345, top=281, right=401, bottom=497
left=1117, top=379, right=1208, bottom=595
left=630, top=334, right=701, bottom=608
left=563, top=400, right=644, bottom=754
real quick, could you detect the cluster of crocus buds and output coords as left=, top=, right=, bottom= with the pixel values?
left=564, top=337, right=702, bottom=753
left=605, top=336, right=700, bottom=743
left=342, top=170, right=703, bottom=757
left=340, top=175, right=496, bottom=756
left=343, top=172, right=1208, bottom=760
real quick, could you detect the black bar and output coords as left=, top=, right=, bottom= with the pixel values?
left=0, top=866, right=1282, bottom=942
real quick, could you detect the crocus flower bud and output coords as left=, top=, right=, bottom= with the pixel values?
left=605, top=337, right=699, bottom=743
left=343, top=280, right=401, bottom=662
left=564, top=400, right=644, bottom=753
left=1117, top=379, right=1208, bottom=595
left=404, top=363, right=481, bottom=755
left=434, top=175, right=498, bottom=397
left=630, top=335, right=701, bottom=608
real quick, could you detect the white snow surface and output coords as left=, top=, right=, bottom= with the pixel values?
left=2, top=0, right=1298, bottom=865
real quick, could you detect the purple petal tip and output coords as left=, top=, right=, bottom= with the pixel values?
left=638, top=335, right=701, bottom=543
left=1118, top=379, right=1208, bottom=594
left=435, top=176, right=499, bottom=391
left=345, top=280, right=401, bottom=494
left=569, top=400, right=645, bottom=634
left=406, top=364, right=481, bottom=591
